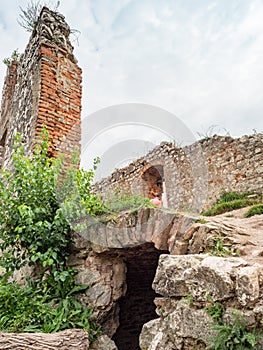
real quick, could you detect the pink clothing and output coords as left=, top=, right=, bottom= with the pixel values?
left=150, top=197, right=162, bottom=206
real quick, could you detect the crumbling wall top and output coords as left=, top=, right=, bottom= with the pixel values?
left=33, top=6, right=74, bottom=54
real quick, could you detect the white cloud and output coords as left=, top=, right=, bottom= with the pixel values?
left=0, top=0, right=263, bottom=141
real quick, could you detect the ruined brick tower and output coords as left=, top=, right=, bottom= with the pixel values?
left=0, top=7, right=82, bottom=168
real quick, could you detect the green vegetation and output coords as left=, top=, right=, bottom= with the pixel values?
left=0, top=130, right=101, bottom=337
left=203, top=191, right=260, bottom=216
left=104, top=191, right=153, bottom=215
left=195, top=218, right=208, bottom=224
left=182, top=294, right=194, bottom=306
left=244, top=204, right=263, bottom=218
left=0, top=129, right=152, bottom=336
left=215, top=191, right=251, bottom=203
left=208, top=316, right=261, bottom=349
left=204, top=302, right=261, bottom=349
left=57, top=173, right=152, bottom=229
left=205, top=235, right=238, bottom=257
left=3, top=49, right=20, bottom=67
left=204, top=295, right=225, bottom=323
left=0, top=276, right=94, bottom=334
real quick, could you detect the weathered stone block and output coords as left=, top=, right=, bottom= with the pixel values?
left=152, top=254, right=206, bottom=297
left=153, top=254, right=247, bottom=301
left=85, top=284, right=112, bottom=307
left=140, top=301, right=215, bottom=349
left=236, top=265, right=260, bottom=306
left=186, top=256, right=246, bottom=301
left=90, top=335, right=118, bottom=350
left=75, top=268, right=101, bottom=287
left=140, top=318, right=172, bottom=350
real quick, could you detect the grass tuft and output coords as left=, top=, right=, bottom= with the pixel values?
left=203, top=191, right=261, bottom=216
left=244, top=204, right=263, bottom=218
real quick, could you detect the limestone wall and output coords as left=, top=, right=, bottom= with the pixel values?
left=94, top=134, right=263, bottom=212
left=140, top=254, right=263, bottom=350
left=0, top=7, right=81, bottom=169
left=69, top=207, right=263, bottom=349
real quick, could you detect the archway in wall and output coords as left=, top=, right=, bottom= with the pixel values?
left=141, top=165, right=164, bottom=199
left=112, top=244, right=168, bottom=350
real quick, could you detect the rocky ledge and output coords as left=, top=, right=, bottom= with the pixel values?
left=69, top=206, right=263, bottom=349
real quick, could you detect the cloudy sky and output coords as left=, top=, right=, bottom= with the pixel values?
left=0, top=0, right=263, bottom=176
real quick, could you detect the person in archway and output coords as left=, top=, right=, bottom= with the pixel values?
left=150, top=193, right=162, bottom=206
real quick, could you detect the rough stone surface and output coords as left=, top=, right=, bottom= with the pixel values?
left=90, top=335, right=117, bottom=350
left=9, top=202, right=263, bottom=349
left=236, top=265, right=260, bottom=306
left=72, top=240, right=166, bottom=344
left=141, top=253, right=263, bottom=349
left=152, top=254, right=205, bottom=297
left=72, top=207, right=196, bottom=251
left=94, top=134, right=263, bottom=212
left=68, top=207, right=263, bottom=349
left=140, top=301, right=215, bottom=350
left=0, top=7, right=262, bottom=350
left=75, top=253, right=126, bottom=336
left=153, top=254, right=248, bottom=301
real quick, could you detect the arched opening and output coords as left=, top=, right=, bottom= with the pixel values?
left=112, top=244, right=167, bottom=350
left=141, top=165, right=164, bottom=199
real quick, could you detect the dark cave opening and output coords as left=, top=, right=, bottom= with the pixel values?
left=112, top=246, right=166, bottom=350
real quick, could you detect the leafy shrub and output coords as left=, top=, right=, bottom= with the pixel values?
left=0, top=130, right=100, bottom=337
left=0, top=276, right=51, bottom=332
left=244, top=204, right=263, bottom=218
left=218, top=192, right=249, bottom=203
left=208, top=317, right=260, bottom=349
left=203, top=199, right=252, bottom=216
left=0, top=276, right=97, bottom=335
left=0, top=129, right=154, bottom=335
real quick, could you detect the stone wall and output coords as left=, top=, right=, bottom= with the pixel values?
left=68, top=206, right=263, bottom=350
left=69, top=208, right=188, bottom=348
left=0, top=61, right=18, bottom=167
left=0, top=7, right=81, bottom=169
left=94, top=134, right=263, bottom=212
left=140, top=254, right=263, bottom=350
